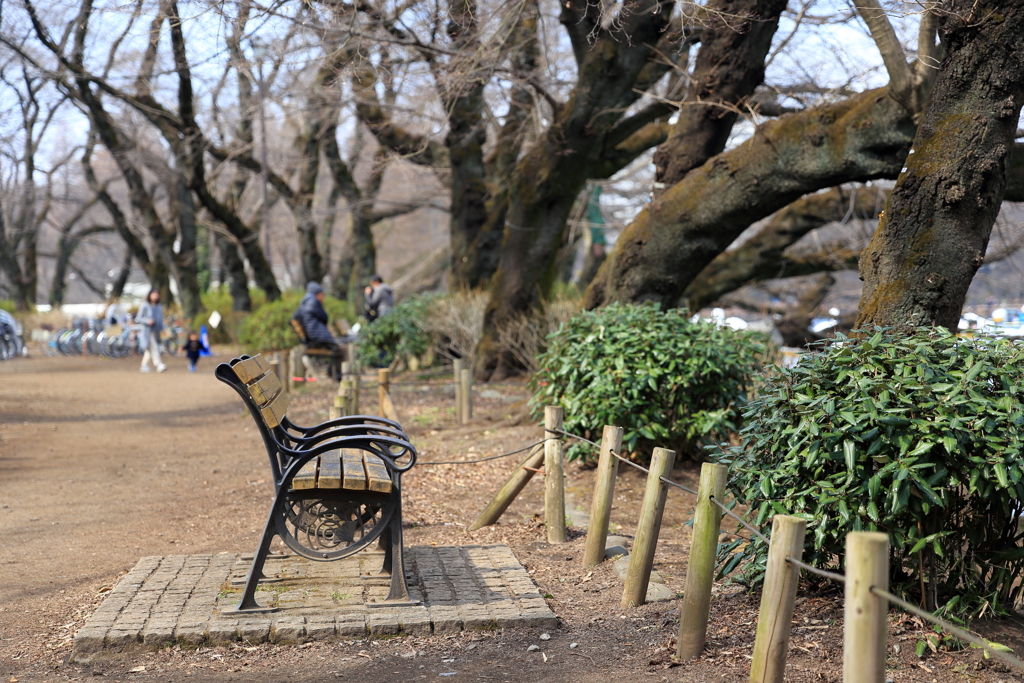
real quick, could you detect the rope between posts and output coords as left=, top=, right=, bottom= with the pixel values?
left=710, top=497, right=770, bottom=545
left=548, top=422, right=1024, bottom=674
left=552, top=427, right=701, bottom=496
left=785, top=556, right=845, bottom=584
left=872, top=586, right=1024, bottom=672
left=417, top=438, right=555, bottom=466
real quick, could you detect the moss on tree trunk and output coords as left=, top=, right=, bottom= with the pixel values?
left=856, top=1, right=1024, bottom=330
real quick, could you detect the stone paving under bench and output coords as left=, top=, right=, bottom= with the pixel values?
left=73, top=545, right=558, bottom=656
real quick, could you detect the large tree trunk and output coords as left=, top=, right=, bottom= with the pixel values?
left=476, top=0, right=684, bottom=375
left=216, top=233, right=251, bottom=311
left=173, top=174, right=203, bottom=317
left=584, top=89, right=916, bottom=309
left=652, top=0, right=787, bottom=193
left=856, top=1, right=1024, bottom=330
left=444, top=0, right=489, bottom=289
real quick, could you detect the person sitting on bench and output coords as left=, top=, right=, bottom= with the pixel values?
left=292, top=282, right=343, bottom=381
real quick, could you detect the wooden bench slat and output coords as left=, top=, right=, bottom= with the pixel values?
left=248, top=373, right=282, bottom=406
left=260, top=391, right=290, bottom=429
left=233, top=355, right=270, bottom=384
left=292, top=457, right=319, bottom=490
left=363, top=454, right=392, bottom=493
left=341, top=451, right=367, bottom=490
left=318, top=450, right=342, bottom=489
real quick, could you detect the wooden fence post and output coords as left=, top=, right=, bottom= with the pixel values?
left=749, top=515, right=807, bottom=683
left=341, top=361, right=351, bottom=382
left=469, top=445, right=544, bottom=530
left=453, top=359, right=464, bottom=424
left=378, top=368, right=390, bottom=414
left=352, top=364, right=360, bottom=414
left=844, top=532, right=888, bottom=683
left=269, top=357, right=281, bottom=382
left=544, top=406, right=566, bottom=543
left=621, top=447, right=676, bottom=607
left=583, top=425, right=624, bottom=568
left=337, top=381, right=353, bottom=415
left=676, top=462, right=728, bottom=660
left=287, top=348, right=300, bottom=390
left=460, top=368, right=473, bottom=422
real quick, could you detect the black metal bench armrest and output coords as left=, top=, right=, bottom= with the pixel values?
left=283, top=414, right=404, bottom=438
left=284, top=422, right=410, bottom=449
left=277, top=434, right=417, bottom=473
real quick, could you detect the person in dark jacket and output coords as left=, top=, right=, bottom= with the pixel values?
left=363, top=275, right=394, bottom=323
left=182, top=331, right=207, bottom=373
left=292, top=282, right=343, bottom=380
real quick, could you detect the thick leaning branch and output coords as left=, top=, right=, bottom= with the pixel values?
left=584, top=88, right=916, bottom=309
left=683, top=186, right=883, bottom=310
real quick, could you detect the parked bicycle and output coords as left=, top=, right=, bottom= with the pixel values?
left=0, top=310, right=24, bottom=360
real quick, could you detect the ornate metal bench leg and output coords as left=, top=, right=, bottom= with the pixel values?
left=223, top=503, right=280, bottom=614
left=367, top=504, right=419, bottom=607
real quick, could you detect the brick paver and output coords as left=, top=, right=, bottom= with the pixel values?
left=73, top=545, right=557, bottom=655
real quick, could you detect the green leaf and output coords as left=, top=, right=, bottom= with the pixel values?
left=843, top=441, right=857, bottom=470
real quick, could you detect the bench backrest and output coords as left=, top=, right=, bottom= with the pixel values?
left=289, top=318, right=308, bottom=344
left=232, top=354, right=290, bottom=429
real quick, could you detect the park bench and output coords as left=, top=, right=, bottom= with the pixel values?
left=289, top=318, right=346, bottom=380
left=215, top=353, right=418, bottom=613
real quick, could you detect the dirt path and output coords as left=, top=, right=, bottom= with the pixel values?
left=1, top=352, right=1019, bottom=682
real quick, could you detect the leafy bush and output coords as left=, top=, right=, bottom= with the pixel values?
left=0, top=300, right=15, bottom=314
left=719, top=329, right=1024, bottom=620
left=529, top=303, right=766, bottom=463
left=191, top=287, right=268, bottom=344
left=238, top=290, right=354, bottom=354
left=357, top=296, right=433, bottom=368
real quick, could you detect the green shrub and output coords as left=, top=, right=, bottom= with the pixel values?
left=238, top=290, right=354, bottom=354
left=357, top=296, right=433, bottom=368
left=529, top=303, right=766, bottom=463
left=0, top=300, right=15, bottom=314
left=190, top=287, right=269, bottom=344
left=719, top=329, right=1024, bottom=620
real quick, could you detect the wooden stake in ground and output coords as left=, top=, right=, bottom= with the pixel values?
left=453, top=359, right=465, bottom=424
left=469, top=445, right=544, bottom=530
left=460, top=368, right=473, bottom=422
left=844, top=531, right=888, bottom=683
left=583, top=425, right=624, bottom=568
left=288, top=348, right=300, bottom=390
left=621, top=447, right=676, bottom=607
left=544, top=406, right=566, bottom=544
left=749, top=515, right=806, bottom=683
left=378, top=369, right=390, bottom=415
left=677, top=462, right=727, bottom=660
left=337, top=381, right=352, bottom=416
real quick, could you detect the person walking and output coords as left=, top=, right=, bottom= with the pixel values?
left=137, top=289, right=167, bottom=373
left=363, top=275, right=394, bottom=323
left=182, top=331, right=206, bottom=373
